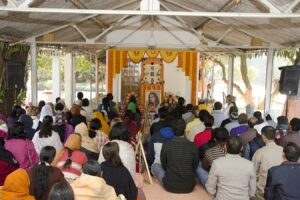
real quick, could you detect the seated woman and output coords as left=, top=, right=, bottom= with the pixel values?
left=27, top=146, right=65, bottom=200
left=89, top=118, right=109, bottom=151
left=0, top=168, right=35, bottom=199
left=75, top=122, right=100, bottom=160
left=101, top=142, right=138, bottom=200
left=48, top=180, right=74, bottom=200
left=5, top=121, right=39, bottom=169
left=52, top=133, right=88, bottom=181
left=93, top=111, right=110, bottom=135
left=71, top=160, right=117, bottom=200
left=70, top=104, right=86, bottom=128
left=32, top=116, right=63, bottom=155
left=0, top=137, right=19, bottom=186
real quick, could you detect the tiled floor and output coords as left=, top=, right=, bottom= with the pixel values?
left=142, top=175, right=211, bottom=200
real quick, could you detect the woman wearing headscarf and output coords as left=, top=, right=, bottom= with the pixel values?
left=0, top=168, right=35, bottom=200
left=40, top=104, right=54, bottom=123
left=93, top=112, right=110, bottom=135
left=75, top=122, right=99, bottom=160
left=52, top=133, right=88, bottom=181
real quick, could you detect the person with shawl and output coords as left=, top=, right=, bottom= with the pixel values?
left=5, top=121, right=39, bottom=169
left=52, top=133, right=88, bottom=181
left=0, top=138, right=19, bottom=186
left=38, top=104, right=55, bottom=130
left=93, top=112, right=110, bottom=135
left=75, top=122, right=100, bottom=160
left=0, top=168, right=35, bottom=200
left=71, top=160, right=118, bottom=200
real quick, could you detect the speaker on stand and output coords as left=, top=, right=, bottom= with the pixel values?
left=279, top=65, right=300, bottom=117
left=5, top=60, right=25, bottom=104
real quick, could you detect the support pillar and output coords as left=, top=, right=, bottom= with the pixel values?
left=264, top=49, right=274, bottom=114
left=30, top=41, right=37, bottom=106
left=64, top=53, right=75, bottom=109
left=95, top=54, right=99, bottom=107
left=51, top=55, right=61, bottom=103
left=228, top=55, right=234, bottom=95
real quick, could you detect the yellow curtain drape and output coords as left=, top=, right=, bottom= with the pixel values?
left=128, top=50, right=145, bottom=63
left=160, top=50, right=178, bottom=63
left=146, top=50, right=159, bottom=58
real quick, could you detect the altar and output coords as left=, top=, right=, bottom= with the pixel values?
left=106, top=49, right=199, bottom=107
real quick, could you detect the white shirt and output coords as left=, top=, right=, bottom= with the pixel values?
left=254, top=122, right=269, bottom=135
left=212, top=110, right=227, bottom=128
left=32, top=130, right=63, bottom=155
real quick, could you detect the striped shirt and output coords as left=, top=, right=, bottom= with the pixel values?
left=204, top=144, right=226, bottom=166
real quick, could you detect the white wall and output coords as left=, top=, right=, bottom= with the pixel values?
left=164, top=57, right=191, bottom=102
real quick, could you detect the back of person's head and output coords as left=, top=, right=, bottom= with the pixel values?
left=261, top=126, right=276, bottom=140
left=55, top=103, right=64, bottom=112
left=77, top=92, right=83, bottom=100
left=185, top=104, right=193, bottom=112
left=102, top=97, right=109, bottom=104
left=198, top=99, right=205, bottom=105
left=238, top=113, right=248, bottom=125
left=158, top=107, right=167, bottom=119
left=212, top=127, right=229, bottom=143
left=171, top=118, right=186, bottom=136
left=48, top=181, right=74, bottom=200
left=16, top=108, right=26, bottom=118
left=248, top=117, right=257, bottom=128
left=40, top=146, right=56, bottom=164
left=102, top=142, right=123, bottom=167
left=229, top=106, right=238, bottom=115
left=90, top=118, right=102, bottom=130
left=277, top=116, right=288, bottom=126
left=82, top=160, right=102, bottom=177
left=82, top=98, right=89, bottom=107
left=253, top=111, right=263, bottom=122
left=213, top=101, right=222, bottom=110
left=65, top=111, right=72, bottom=124
left=178, top=97, right=185, bottom=106
left=7, top=121, right=26, bottom=140
left=129, top=95, right=137, bottom=103
left=38, top=101, right=46, bottom=112
left=283, top=142, right=300, bottom=162
left=291, top=118, right=300, bottom=132
left=226, top=135, right=243, bottom=154
left=33, top=146, right=56, bottom=200
left=106, top=93, right=113, bottom=101
left=70, top=104, right=81, bottom=116
left=109, top=122, right=130, bottom=142
left=289, top=118, right=299, bottom=128
left=55, top=97, right=61, bottom=104
left=199, top=109, right=210, bottom=122
left=39, top=115, right=53, bottom=138
left=204, top=114, right=214, bottom=127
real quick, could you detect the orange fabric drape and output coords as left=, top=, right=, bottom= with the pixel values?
left=107, top=49, right=114, bottom=93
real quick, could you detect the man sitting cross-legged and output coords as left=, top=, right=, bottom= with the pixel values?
left=152, top=119, right=199, bottom=193
left=206, top=135, right=256, bottom=200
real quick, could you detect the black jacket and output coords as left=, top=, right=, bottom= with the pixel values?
left=101, top=161, right=137, bottom=200
left=161, top=137, right=199, bottom=193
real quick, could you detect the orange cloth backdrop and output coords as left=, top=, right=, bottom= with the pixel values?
left=107, top=49, right=198, bottom=104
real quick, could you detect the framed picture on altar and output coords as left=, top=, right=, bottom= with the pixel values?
left=145, top=90, right=161, bottom=112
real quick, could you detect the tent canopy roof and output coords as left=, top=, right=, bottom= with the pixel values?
left=1, top=0, right=300, bottom=55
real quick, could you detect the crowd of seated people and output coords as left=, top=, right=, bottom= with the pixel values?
left=1, top=92, right=300, bottom=200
